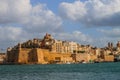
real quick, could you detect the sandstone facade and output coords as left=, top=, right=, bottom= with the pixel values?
left=6, top=33, right=117, bottom=64
left=7, top=47, right=73, bottom=64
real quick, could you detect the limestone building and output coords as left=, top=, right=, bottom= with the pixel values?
left=7, top=33, right=113, bottom=64
left=6, top=33, right=75, bottom=64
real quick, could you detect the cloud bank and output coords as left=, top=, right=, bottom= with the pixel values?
left=0, top=0, right=62, bottom=49
left=59, top=0, right=120, bottom=27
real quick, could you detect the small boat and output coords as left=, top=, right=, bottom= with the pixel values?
left=82, top=61, right=87, bottom=64
left=66, top=62, right=71, bottom=64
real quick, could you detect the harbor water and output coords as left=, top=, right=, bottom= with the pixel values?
left=0, top=62, right=120, bottom=80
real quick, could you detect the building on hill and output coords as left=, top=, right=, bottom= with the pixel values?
left=6, top=33, right=76, bottom=64
left=6, top=33, right=115, bottom=64
left=7, top=43, right=73, bottom=64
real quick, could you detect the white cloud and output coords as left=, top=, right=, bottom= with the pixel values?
left=99, top=28, right=120, bottom=37
left=0, top=26, right=22, bottom=41
left=59, top=1, right=86, bottom=21
left=0, top=26, right=24, bottom=49
left=52, top=31, right=93, bottom=44
left=59, top=0, right=120, bottom=26
left=94, top=28, right=120, bottom=47
left=25, top=4, right=62, bottom=33
left=0, top=0, right=62, bottom=32
left=0, top=0, right=63, bottom=49
left=0, top=25, right=44, bottom=48
left=0, top=0, right=31, bottom=24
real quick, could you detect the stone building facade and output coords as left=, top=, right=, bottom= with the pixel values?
left=7, top=46, right=73, bottom=64
left=6, top=33, right=116, bottom=64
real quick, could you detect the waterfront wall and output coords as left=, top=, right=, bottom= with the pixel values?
left=6, top=47, right=115, bottom=64
left=72, top=53, right=97, bottom=63
left=104, top=55, right=114, bottom=62
left=7, top=48, right=74, bottom=64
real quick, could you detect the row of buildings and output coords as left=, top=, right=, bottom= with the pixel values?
left=1, top=33, right=120, bottom=64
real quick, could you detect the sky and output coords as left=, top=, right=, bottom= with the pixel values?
left=0, top=0, right=120, bottom=51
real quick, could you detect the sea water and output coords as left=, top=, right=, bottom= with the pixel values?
left=0, top=62, right=120, bottom=80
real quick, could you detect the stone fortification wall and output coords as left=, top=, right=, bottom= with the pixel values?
left=72, top=53, right=97, bottom=63
left=36, top=49, right=46, bottom=64
left=17, top=48, right=74, bottom=64
left=104, top=55, right=114, bottom=62
left=7, top=49, right=19, bottom=63
left=36, top=49, right=73, bottom=64
left=18, top=48, right=31, bottom=64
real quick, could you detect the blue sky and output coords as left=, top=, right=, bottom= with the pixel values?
left=0, top=0, right=120, bottom=51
